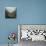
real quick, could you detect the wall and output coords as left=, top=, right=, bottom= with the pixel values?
left=0, top=0, right=46, bottom=44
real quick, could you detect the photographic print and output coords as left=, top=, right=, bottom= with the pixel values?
left=5, top=7, right=16, bottom=18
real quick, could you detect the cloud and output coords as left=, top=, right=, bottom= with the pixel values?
left=5, top=7, right=16, bottom=13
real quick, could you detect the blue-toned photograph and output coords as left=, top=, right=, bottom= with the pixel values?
left=0, top=0, right=46, bottom=46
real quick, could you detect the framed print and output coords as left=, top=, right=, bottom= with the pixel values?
left=5, top=7, right=16, bottom=18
